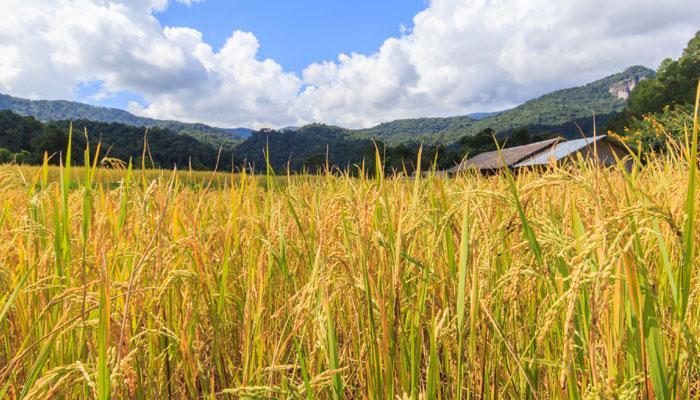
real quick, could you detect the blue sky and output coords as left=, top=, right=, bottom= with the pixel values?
left=77, top=0, right=426, bottom=110
left=156, top=0, right=426, bottom=74
left=76, top=81, right=146, bottom=110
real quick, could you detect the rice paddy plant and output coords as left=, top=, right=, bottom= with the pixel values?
left=0, top=90, right=699, bottom=398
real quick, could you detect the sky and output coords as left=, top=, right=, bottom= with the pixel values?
left=156, top=0, right=426, bottom=74
left=0, top=0, right=699, bottom=129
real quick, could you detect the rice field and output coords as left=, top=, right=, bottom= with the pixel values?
left=0, top=100, right=698, bottom=399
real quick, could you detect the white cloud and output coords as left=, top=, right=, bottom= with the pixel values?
left=295, top=0, right=700, bottom=127
left=130, top=30, right=302, bottom=128
left=0, top=0, right=699, bottom=129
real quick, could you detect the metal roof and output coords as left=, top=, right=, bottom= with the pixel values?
left=513, top=135, right=607, bottom=167
left=447, top=137, right=560, bottom=172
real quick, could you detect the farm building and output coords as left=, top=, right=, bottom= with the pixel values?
left=446, top=135, right=631, bottom=175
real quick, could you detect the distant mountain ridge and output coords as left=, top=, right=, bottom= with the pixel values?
left=354, top=66, right=655, bottom=143
left=0, top=93, right=245, bottom=147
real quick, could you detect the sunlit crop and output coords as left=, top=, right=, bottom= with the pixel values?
left=0, top=88, right=698, bottom=399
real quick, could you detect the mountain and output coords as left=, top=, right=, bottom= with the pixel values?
left=232, top=124, right=375, bottom=173
left=355, top=66, right=655, bottom=143
left=0, top=93, right=244, bottom=148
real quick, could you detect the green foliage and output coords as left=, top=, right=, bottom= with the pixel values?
left=629, top=33, right=700, bottom=115
left=613, top=106, right=693, bottom=153
left=233, top=125, right=558, bottom=174
left=0, top=148, right=10, bottom=163
left=233, top=124, right=438, bottom=175
left=0, top=111, right=227, bottom=170
left=234, top=124, right=373, bottom=173
left=0, top=110, right=43, bottom=153
left=607, top=30, right=700, bottom=143
left=14, top=150, right=31, bottom=165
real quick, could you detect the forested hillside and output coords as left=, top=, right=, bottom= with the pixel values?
left=0, top=111, right=226, bottom=169
left=231, top=123, right=561, bottom=174
left=232, top=125, right=374, bottom=173
left=231, top=124, right=450, bottom=174
left=0, top=114, right=440, bottom=174
left=357, top=66, right=654, bottom=143
left=0, top=93, right=245, bottom=148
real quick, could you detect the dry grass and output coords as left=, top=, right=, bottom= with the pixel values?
left=0, top=91, right=698, bottom=399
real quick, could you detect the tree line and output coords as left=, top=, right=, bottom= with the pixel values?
left=0, top=110, right=556, bottom=175
left=0, top=111, right=224, bottom=169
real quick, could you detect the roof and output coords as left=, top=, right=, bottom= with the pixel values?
left=513, top=135, right=608, bottom=167
left=447, top=137, right=560, bottom=172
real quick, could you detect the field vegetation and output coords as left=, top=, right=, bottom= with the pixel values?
left=0, top=87, right=699, bottom=399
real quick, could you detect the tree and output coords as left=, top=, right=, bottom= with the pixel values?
left=0, top=148, right=11, bottom=163
left=14, top=150, right=31, bottom=164
left=609, top=30, right=700, bottom=136
left=0, top=110, right=43, bottom=153
left=30, top=125, right=68, bottom=164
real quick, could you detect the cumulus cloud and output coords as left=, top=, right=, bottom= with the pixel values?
left=295, top=0, right=700, bottom=127
left=0, top=0, right=301, bottom=128
left=129, top=29, right=302, bottom=127
left=0, top=0, right=699, bottom=129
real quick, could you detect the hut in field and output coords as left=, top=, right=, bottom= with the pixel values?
left=446, top=135, right=630, bottom=175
